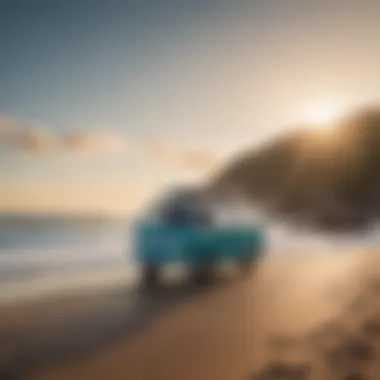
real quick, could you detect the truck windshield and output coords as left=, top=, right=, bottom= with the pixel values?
left=149, top=189, right=212, bottom=226
left=163, top=204, right=211, bottom=225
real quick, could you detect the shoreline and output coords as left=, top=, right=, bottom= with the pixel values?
left=0, top=267, right=137, bottom=306
left=1, top=252, right=379, bottom=379
left=0, top=249, right=368, bottom=304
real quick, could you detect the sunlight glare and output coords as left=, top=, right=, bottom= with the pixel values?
left=301, top=102, right=344, bottom=129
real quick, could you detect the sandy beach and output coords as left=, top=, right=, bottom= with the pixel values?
left=1, top=252, right=380, bottom=380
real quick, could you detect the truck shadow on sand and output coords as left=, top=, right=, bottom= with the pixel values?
left=0, top=277, right=232, bottom=380
left=250, top=278, right=380, bottom=380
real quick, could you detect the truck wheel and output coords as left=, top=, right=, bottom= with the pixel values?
left=142, top=264, right=161, bottom=290
left=190, top=260, right=215, bottom=286
left=238, top=254, right=257, bottom=278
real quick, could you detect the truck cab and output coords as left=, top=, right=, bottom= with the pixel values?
left=133, top=186, right=265, bottom=288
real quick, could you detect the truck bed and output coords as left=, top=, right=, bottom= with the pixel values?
left=133, top=221, right=265, bottom=265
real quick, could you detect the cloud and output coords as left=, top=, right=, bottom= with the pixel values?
left=143, top=139, right=218, bottom=171
left=144, top=140, right=173, bottom=159
left=62, top=131, right=126, bottom=155
left=0, top=116, right=126, bottom=156
left=0, top=117, right=18, bottom=140
left=0, top=118, right=56, bottom=153
left=13, top=129, right=57, bottom=153
left=0, top=115, right=215, bottom=166
left=180, top=150, right=217, bottom=170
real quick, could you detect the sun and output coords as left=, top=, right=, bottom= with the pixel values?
left=301, top=102, right=343, bottom=129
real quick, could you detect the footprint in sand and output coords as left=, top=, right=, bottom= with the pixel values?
left=323, top=337, right=374, bottom=369
left=250, top=361, right=311, bottom=380
left=360, top=318, right=380, bottom=340
left=266, top=335, right=301, bottom=353
left=250, top=279, right=380, bottom=380
left=365, top=278, right=380, bottom=295
left=307, top=320, right=349, bottom=353
left=346, top=294, right=370, bottom=313
left=342, top=373, right=368, bottom=380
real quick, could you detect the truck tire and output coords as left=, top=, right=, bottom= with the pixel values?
left=238, top=254, right=258, bottom=278
left=237, top=252, right=257, bottom=277
left=190, top=259, right=215, bottom=286
left=239, top=257, right=253, bottom=271
left=142, top=264, right=161, bottom=290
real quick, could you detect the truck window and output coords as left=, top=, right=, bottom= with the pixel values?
left=162, top=202, right=212, bottom=226
left=143, top=187, right=213, bottom=226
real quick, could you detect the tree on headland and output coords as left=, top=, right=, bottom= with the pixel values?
left=210, top=106, right=380, bottom=231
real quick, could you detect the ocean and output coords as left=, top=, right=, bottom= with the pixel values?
left=0, top=214, right=379, bottom=303
left=0, top=215, right=135, bottom=302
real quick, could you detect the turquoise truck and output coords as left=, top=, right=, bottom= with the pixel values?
left=132, top=186, right=265, bottom=288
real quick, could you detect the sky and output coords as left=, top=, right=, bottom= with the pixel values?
left=1, top=0, right=380, bottom=214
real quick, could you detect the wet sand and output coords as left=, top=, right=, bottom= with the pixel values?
left=1, top=252, right=380, bottom=380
